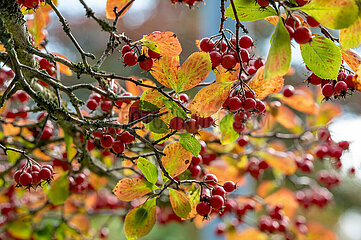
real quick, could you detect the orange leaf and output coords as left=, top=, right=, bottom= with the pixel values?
left=352, top=62, right=361, bottom=92
left=248, top=66, right=284, bottom=99
left=227, top=228, right=267, bottom=240
left=257, top=180, right=277, bottom=198
left=112, top=178, right=156, bottom=201
left=271, top=105, right=302, bottom=132
left=207, top=161, right=246, bottom=186
left=342, top=49, right=361, bottom=72
left=140, top=89, right=166, bottom=109
left=265, top=188, right=298, bottom=219
left=307, top=102, right=342, bottom=126
left=68, top=214, right=89, bottom=233
left=106, top=0, right=133, bottom=19
left=279, top=89, right=319, bottom=115
left=303, top=223, right=337, bottom=240
left=27, top=8, right=50, bottom=47
left=257, top=148, right=297, bottom=175
left=0, top=45, right=5, bottom=51
left=151, top=56, right=180, bottom=90
left=52, top=53, right=72, bottom=76
left=162, top=142, right=192, bottom=178
left=142, top=32, right=182, bottom=57
left=177, top=52, right=212, bottom=92
left=189, top=81, right=233, bottom=117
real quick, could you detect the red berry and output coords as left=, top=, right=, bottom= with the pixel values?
left=87, top=139, right=95, bottom=151
left=209, top=51, right=222, bottom=68
left=344, top=74, right=355, bottom=88
left=14, top=170, right=22, bottom=185
left=334, top=81, right=348, bottom=94
left=322, top=84, right=334, bottom=97
left=283, top=85, right=295, bottom=97
left=120, top=131, right=135, bottom=144
left=221, top=54, right=237, bottom=70
left=254, top=58, right=264, bottom=69
left=148, top=49, right=161, bottom=59
left=307, top=73, right=322, bottom=85
left=90, top=93, right=102, bottom=103
left=242, top=98, right=256, bottom=111
left=199, top=38, right=214, bottom=52
left=240, top=49, right=250, bottom=62
left=196, top=201, right=211, bottom=216
left=228, top=97, right=243, bottom=111
left=209, top=195, right=224, bottom=209
left=255, top=100, right=266, bottom=113
left=192, top=155, right=202, bottom=166
left=190, top=165, right=201, bottom=178
left=75, top=173, right=86, bottom=184
left=204, top=174, right=218, bottom=186
left=212, top=186, right=226, bottom=197
left=233, top=121, right=246, bottom=134
left=216, top=40, right=227, bottom=53
left=215, top=223, right=226, bottom=235
left=294, top=27, right=312, bottom=44
left=247, top=66, right=257, bottom=76
left=16, top=91, right=29, bottom=103
left=139, top=57, right=153, bottom=71
left=40, top=127, right=53, bottom=140
left=123, top=52, right=138, bottom=66
left=237, top=135, right=249, bottom=147
left=239, top=35, right=254, bottom=49
left=296, top=0, right=309, bottom=6
left=285, top=16, right=301, bottom=29
left=170, top=117, right=184, bottom=130
left=100, top=134, right=114, bottom=148
left=234, top=111, right=247, bottom=123
left=86, top=99, right=98, bottom=111
left=43, top=164, right=54, bottom=174
left=199, top=116, right=214, bottom=128
left=100, top=101, right=112, bottom=112
left=112, top=141, right=125, bottom=153
left=39, top=168, right=52, bottom=180
left=257, top=0, right=269, bottom=7
left=285, top=25, right=294, bottom=39
left=178, top=93, right=189, bottom=103
left=184, top=118, right=199, bottom=134
left=100, top=227, right=109, bottom=238
left=338, top=140, right=349, bottom=150
left=19, top=172, right=33, bottom=186
left=223, top=181, right=236, bottom=192
left=307, top=16, right=320, bottom=27
left=121, top=45, right=132, bottom=55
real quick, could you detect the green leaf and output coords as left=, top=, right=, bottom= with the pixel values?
left=169, top=189, right=191, bottom=219
left=139, top=100, right=160, bottom=111
left=296, top=0, right=358, bottom=29
left=340, top=17, right=361, bottom=49
left=179, top=133, right=201, bottom=156
left=46, top=173, right=69, bottom=205
left=137, top=157, right=158, bottom=184
left=187, top=187, right=201, bottom=218
left=300, top=35, right=342, bottom=80
left=264, top=18, right=291, bottom=80
left=163, top=99, right=187, bottom=120
left=225, top=0, right=277, bottom=22
left=220, top=113, right=239, bottom=144
left=6, top=219, right=32, bottom=239
left=7, top=148, right=21, bottom=164
left=124, top=198, right=157, bottom=239
left=145, top=118, right=169, bottom=134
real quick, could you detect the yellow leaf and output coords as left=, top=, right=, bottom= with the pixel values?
left=27, top=8, right=50, bottom=47
left=68, top=214, right=89, bottom=233
left=169, top=189, right=191, bottom=219
left=340, top=17, right=361, bottom=49
left=151, top=56, right=180, bottom=90
left=215, top=65, right=240, bottom=82
left=271, top=104, right=302, bottom=132
left=248, top=66, right=284, bottom=99
left=140, top=89, right=166, bottom=109
left=141, top=32, right=182, bottom=57
left=189, top=81, right=233, bottom=117
left=257, top=148, right=297, bottom=175
left=342, top=49, right=361, bottom=72
left=265, top=188, right=298, bottom=219
left=307, top=102, right=342, bottom=126
left=112, top=178, right=155, bottom=201
left=161, top=142, right=192, bottom=177
left=106, top=0, right=133, bottom=19
left=227, top=228, right=267, bottom=240
left=352, top=64, right=361, bottom=92
left=257, top=180, right=277, bottom=198
left=279, top=89, right=319, bottom=115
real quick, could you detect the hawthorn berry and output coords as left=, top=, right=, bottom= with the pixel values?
left=100, top=101, right=112, bottom=112
left=191, top=155, right=202, bottom=165
left=148, top=49, right=161, bottom=59
left=283, top=85, right=295, bottom=97
left=120, top=131, right=135, bottom=144
left=19, top=172, right=33, bottom=186
left=123, top=52, right=138, bottom=66
left=239, top=35, right=254, bottom=49
left=237, top=135, right=249, bottom=147
left=170, top=117, right=184, bottom=130
left=196, top=201, right=211, bottom=216
left=307, top=16, right=320, bottom=27
left=112, top=141, right=125, bottom=153
left=212, top=186, right=226, bottom=197
left=139, top=57, right=153, bottom=71
left=204, top=174, right=218, bottom=186
left=285, top=25, right=295, bottom=39
left=209, top=51, right=222, bottom=68
left=209, top=195, right=224, bottom=209
left=199, top=38, right=214, bottom=52
left=86, top=99, right=98, bottom=111
left=257, top=0, right=269, bottom=7
left=39, top=168, right=52, bottom=180
left=221, top=54, right=237, bottom=70
left=294, top=27, right=312, bottom=44
left=184, top=118, right=199, bottom=134
left=100, top=134, right=114, bottom=148
left=322, top=84, right=334, bottom=97
left=223, top=181, right=236, bottom=192
left=334, top=81, right=348, bottom=94
left=227, top=97, right=243, bottom=111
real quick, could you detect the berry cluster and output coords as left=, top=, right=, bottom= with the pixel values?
left=187, top=155, right=202, bottom=178
left=86, top=91, right=133, bottom=112
left=89, top=130, right=135, bottom=154
left=0, top=68, right=14, bottom=88
left=5, top=90, right=30, bottom=119
left=18, top=0, right=44, bottom=9
left=30, top=115, right=55, bottom=141
left=199, top=35, right=264, bottom=77
left=121, top=45, right=160, bottom=71
left=170, top=114, right=215, bottom=134
left=68, top=172, right=90, bottom=193
left=294, top=215, right=308, bottom=235
left=37, top=57, right=56, bottom=86
left=53, top=153, right=70, bottom=171
left=314, top=128, right=350, bottom=169
left=259, top=205, right=290, bottom=234
left=13, top=163, right=54, bottom=189
left=295, top=154, right=314, bottom=173
left=92, top=189, right=126, bottom=210
left=296, top=187, right=333, bottom=208
left=284, top=15, right=313, bottom=44
left=247, top=157, right=269, bottom=179
left=223, top=90, right=266, bottom=134
left=317, top=170, right=341, bottom=188
left=196, top=175, right=237, bottom=217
